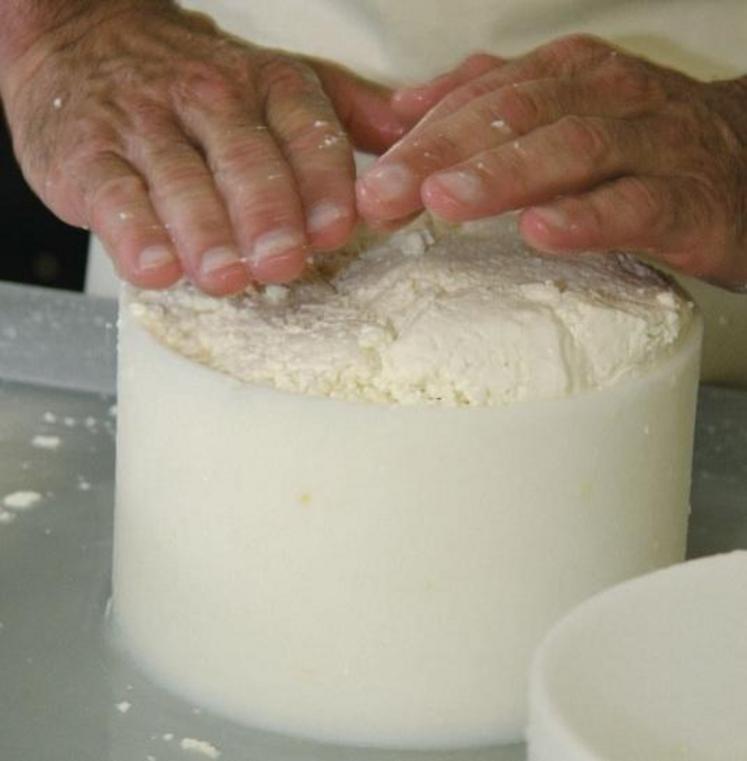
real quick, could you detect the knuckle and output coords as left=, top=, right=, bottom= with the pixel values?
left=440, top=77, right=500, bottom=114
left=556, top=115, right=610, bottom=164
left=284, top=120, right=349, bottom=157
left=543, top=33, right=609, bottom=67
left=211, top=130, right=271, bottom=167
left=417, top=129, right=464, bottom=164
left=258, top=56, right=319, bottom=100
left=491, top=85, right=541, bottom=131
left=461, top=52, right=502, bottom=74
left=578, top=197, right=606, bottom=234
left=128, top=99, right=173, bottom=139
left=65, top=133, right=121, bottom=172
left=596, top=56, right=664, bottom=106
left=175, top=61, right=247, bottom=110
left=655, top=112, right=692, bottom=150
left=150, top=160, right=208, bottom=199
left=88, top=170, right=146, bottom=217
left=64, top=116, right=118, bottom=152
left=616, top=177, right=663, bottom=225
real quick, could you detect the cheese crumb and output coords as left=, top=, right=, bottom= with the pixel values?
left=3, top=491, right=42, bottom=510
left=31, top=434, right=61, bottom=450
left=179, top=738, right=221, bottom=758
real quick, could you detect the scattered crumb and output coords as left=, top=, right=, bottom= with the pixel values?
left=162, top=733, right=174, bottom=742
left=299, top=492, right=312, bottom=506
left=490, top=118, right=509, bottom=132
left=63, top=416, right=77, bottom=427
left=263, top=285, right=289, bottom=305
left=115, top=700, right=131, bottom=714
left=147, top=755, right=157, bottom=761
left=84, top=416, right=98, bottom=428
left=108, top=404, right=118, bottom=418
left=0, top=510, right=17, bottom=525
left=32, top=434, right=61, bottom=450
left=3, top=491, right=42, bottom=510
left=44, top=528, right=52, bottom=536
left=399, top=230, right=431, bottom=257
left=52, top=96, right=63, bottom=109
left=42, top=412, right=57, bottom=424
left=180, top=738, right=221, bottom=758
left=77, top=477, right=92, bottom=491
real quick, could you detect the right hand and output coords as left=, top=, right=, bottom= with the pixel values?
left=0, top=1, right=405, bottom=295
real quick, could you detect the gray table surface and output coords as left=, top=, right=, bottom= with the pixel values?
left=1, top=282, right=745, bottom=761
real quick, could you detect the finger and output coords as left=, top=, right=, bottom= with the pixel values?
left=518, top=175, right=727, bottom=280
left=263, top=61, right=357, bottom=252
left=311, top=60, right=407, bottom=154
left=358, top=76, right=641, bottom=222
left=410, top=34, right=614, bottom=134
left=78, top=151, right=182, bottom=289
left=391, top=53, right=504, bottom=125
left=421, top=116, right=658, bottom=221
left=130, top=131, right=252, bottom=296
left=179, top=89, right=309, bottom=285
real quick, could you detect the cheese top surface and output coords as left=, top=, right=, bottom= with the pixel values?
left=128, top=216, right=694, bottom=407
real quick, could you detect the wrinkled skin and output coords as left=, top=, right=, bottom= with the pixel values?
left=2, top=10, right=746, bottom=294
left=0, top=0, right=405, bottom=294
left=359, top=35, right=747, bottom=289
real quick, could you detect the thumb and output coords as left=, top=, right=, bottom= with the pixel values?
left=309, top=60, right=407, bottom=154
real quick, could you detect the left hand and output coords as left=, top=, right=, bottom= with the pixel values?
left=356, top=35, right=747, bottom=289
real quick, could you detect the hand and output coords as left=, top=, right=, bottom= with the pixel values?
left=356, top=35, right=747, bottom=289
left=0, top=1, right=405, bottom=295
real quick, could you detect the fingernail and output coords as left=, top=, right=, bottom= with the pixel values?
left=200, top=246, right=241, bottom=275
left=252, top=251, right=306, bottom=283
left=307, top=202, right=347, bottom=234
left=433, top=169, right=486, bottom=204
left=529, top=206, right=569, bottom=230
left=138, top=245, right=175, bottom=271
left=247, top=227, right=306, bottom=265
left=360, top=163, right=417, bottom=203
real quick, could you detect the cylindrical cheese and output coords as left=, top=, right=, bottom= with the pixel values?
left=113, top=296, right=701, bottom=748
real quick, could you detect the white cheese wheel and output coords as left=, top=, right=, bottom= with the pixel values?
left=113, top=224, right=703, bottom=749
left=528, top=551, right=747, bottom=761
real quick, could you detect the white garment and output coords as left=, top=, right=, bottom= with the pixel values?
left=86, top=0, right=747, bottom=383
